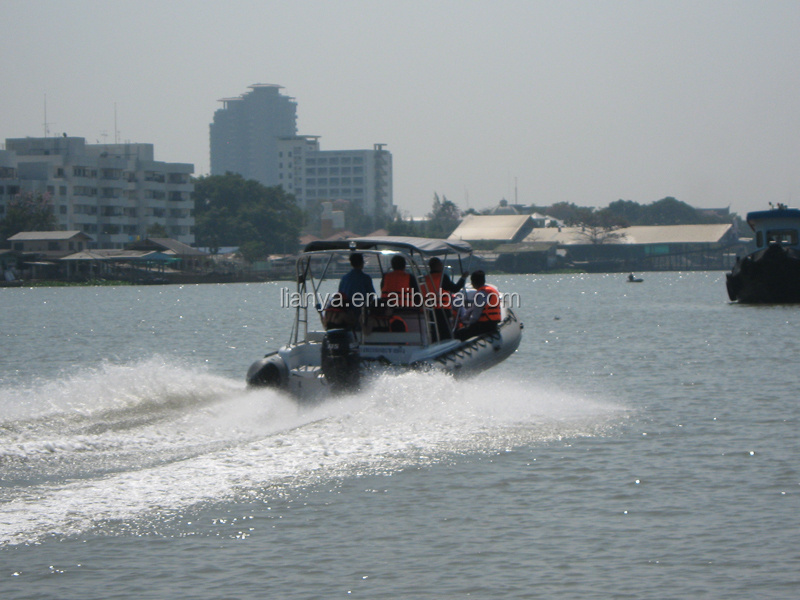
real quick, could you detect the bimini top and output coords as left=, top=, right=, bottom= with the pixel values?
left=303, top=236, right=472, bottom=256
left=747, top=207, right=800, bottom=225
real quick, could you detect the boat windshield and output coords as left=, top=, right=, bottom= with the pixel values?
left=765, top=229, right=798, bottom=246
left=757, top=229, right=799, bottom=248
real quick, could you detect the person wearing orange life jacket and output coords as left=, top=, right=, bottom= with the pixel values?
left=380, top=254, right=418, bottom=308
left=423, top=257, right=469, bottom=307
left=322, top=291, right=350, bottom=329
left=455, top=270, right=502, bottom=341
left=423, top=257, right=468, bottom=339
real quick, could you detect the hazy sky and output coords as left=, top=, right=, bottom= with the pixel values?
left=3, top=0, right=799, bottom=218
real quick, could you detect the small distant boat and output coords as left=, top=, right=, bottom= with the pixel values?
left=246, top=236, right=523, bottom=401
left=726, top=204, right=800, bottom=303
left=627, top=274, right=643, bottom=283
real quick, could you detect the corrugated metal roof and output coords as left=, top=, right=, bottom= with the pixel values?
left=527, top=228, right=589, bottom=244
left=619, top=224, right=733, bottom=244
left=128, top=238, right=207, bottom=256
left=60, top=250, right=177, bottom=262
left=61, top=249, right=145, bottom=260
left=448, top=214, right=534, bottom=241
left=147, top=238, right=207, bottom=256
left=525, top=224, right=734, bottom=245
left=8, top=230, right=92, bottom=241
left=495, top=242, right=558, bottom=253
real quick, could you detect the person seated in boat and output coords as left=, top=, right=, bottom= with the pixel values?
left=628, top=273, right=636, bottom=282
left=455, top=270, right=502, bottom=341
left=454, top=287, right=477, bottom=324
left=380, top=254, right=419, bottom=309
left=337, top=252, right=376, bottom=327
left=423, top=257, right=468, bottom=340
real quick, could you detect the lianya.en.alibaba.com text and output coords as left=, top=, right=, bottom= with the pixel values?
left=279, top=288, right=521, bottom=309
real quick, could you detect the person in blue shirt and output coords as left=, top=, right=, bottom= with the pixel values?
left=337, top=253, right=376, bottom=324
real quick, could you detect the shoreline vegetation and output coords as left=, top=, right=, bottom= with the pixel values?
left=0, top=268, right=591, bottom=288
left=1, top=278, right=135, bottom=288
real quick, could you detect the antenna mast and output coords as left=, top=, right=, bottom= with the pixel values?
left=43, top=94, right=57, bottom=137
left=43, top=94, right=49, bottom=137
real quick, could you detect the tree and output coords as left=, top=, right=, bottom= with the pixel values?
left=387, top=212, right=420, bottom=236
left=603, top=199, right=642, bottom=225
left=343, top=200, right=376, bottom=234
left=641, top=197, right=701, bottom=225
left=146, top=222, right=168, bottom=238
left=426, top=193, right=461, bottom=238
left=543, top=197, right=733, bottom=228
left=0, top=191, right=57, bottom=242
left=575, top=224, right=625, bottom=245
left=193, top=173, right=304, bottom=258
left=547, top=202, right=596, bottom=227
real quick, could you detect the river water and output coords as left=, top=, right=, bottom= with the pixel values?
left=1, top=273, right=797, bottom=599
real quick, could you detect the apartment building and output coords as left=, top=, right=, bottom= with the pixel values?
left=276, top=136, right=393, bottom=222
left=0, top=137, right=194, bottom=248
left=211, top=85, right=393, bottom=223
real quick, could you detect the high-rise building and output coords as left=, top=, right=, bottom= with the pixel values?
left=0, top=137, right=194, bottom=248
left=209, top=84, right=297, bottom=186
left=210, top=85, right=394, bottom=226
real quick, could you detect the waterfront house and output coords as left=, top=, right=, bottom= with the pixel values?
left=7, top=230, right=92, bottom=258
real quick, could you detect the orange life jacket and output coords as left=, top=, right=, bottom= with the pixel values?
left=423, top=272, right=451, bottom=309
left=476, top=284, right=501, bottom=322
left=381, top=270, right=415, bottom=307
left=325, top=291, right=347, bottom=312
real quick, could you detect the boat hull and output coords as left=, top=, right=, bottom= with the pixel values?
left=726, top=244, right=800, bottom=303
left=247, top=309, right=523, bottom=400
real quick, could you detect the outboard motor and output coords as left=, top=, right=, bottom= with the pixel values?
left=320, top=328, right=360, bottom=393
left=246, top=352, right=289, bottom=388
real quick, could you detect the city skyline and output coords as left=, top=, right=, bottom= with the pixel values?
left=2, top=0, right=799, bottom=218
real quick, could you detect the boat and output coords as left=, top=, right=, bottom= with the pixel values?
left=627, top=274, right=643, bottom=283
left=246, top=236, right=523, bottom=400
left=726, top=204, right=800, bottom=303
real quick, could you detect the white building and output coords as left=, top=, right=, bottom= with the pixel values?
left=276, top=136, right=393, bottom=222
left=0, top=137, right=194, bottom=248
left=210, top=85, right=394, bottom=224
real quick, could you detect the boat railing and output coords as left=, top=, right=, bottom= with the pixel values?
left=290, top=248, right=478, bottom=345
left=290, top=246, right=466, bottom=347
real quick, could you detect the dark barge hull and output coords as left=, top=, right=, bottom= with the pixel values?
left=726, top=244, right=800, bottom=303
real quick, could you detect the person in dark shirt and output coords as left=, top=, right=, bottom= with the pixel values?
left=337, top=253, right=376, bottom=326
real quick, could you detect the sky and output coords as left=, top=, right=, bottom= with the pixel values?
left=2, top=0, right=799, bottom=218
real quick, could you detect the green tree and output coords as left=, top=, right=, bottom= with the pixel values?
left=426, top=193, right=461, bottom=238
left=603, top=199, right=642, bottom=225
left=641, top=197, right=702, bottom=225
left=545, top=197, right=731, bottom=228
left=547, top=202, right=596, bottom=227
left=343, top=201, right=376, bottom=234
left=387, top=212, right=420, bottom=236
left=146, top=222, right=168, bottom=238
left=193, top=173, right=304, bottom=258
left=0, top=191, right=57, bottom=242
